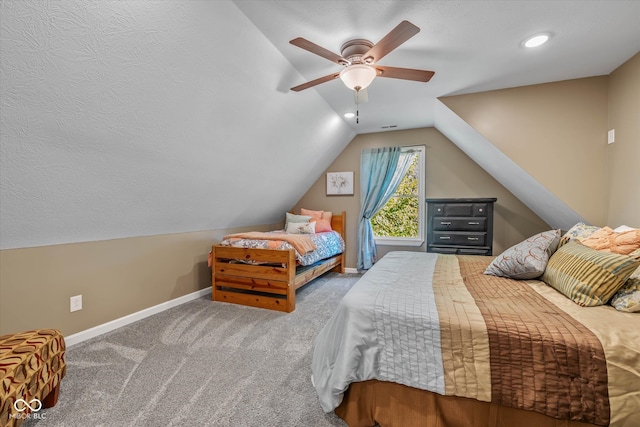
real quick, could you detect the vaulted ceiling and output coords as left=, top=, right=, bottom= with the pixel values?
left=234, top=0, right=640, bottom=134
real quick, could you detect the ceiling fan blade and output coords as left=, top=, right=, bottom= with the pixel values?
left=290, top=37, right=348, bottom=65
left=290, top=72, right=341, bottom=92
left=363, top=20, right=420, bottom=64
left=375, top=65, right=435, bottom=82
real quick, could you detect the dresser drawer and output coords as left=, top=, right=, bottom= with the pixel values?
left=431, top=203, right=475, bottom=217
left=433, top=231, right=487, bottom=246
left=458, top=248, right=492, bottom=256
left=429, top=246, right=459, bottom=254
left=433, top=217, right=486, bottom=231
left=432, top=203, right=489, bottom=217
left=429, top=246, right=492, bottom=256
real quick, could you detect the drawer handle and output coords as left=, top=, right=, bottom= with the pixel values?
left=440, top=221, right=451, bottom=225
left=467, top=237, right=479, bottom=241
left=439, top=236, right=451, bottom=240
left=468, top=222, right=480, bottom=225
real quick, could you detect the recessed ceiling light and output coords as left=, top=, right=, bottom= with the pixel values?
left=523, top=33, right=550, bottom=48
left=343, top=112, right=355, bottom=119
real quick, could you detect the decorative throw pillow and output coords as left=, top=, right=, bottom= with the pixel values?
left=484, top=229, right=561, bottom=279
left=614, top=225, right=638, bottom=233
left=301, top=208, right=333, bottom=222
left=300, top=208, right=333, bottom=232
left=610, top=273, right=640, bottom=313
left=541, top=241, right=639, bottom=307
left=300, top=208, right=323, bottom=219
left=311, top=219, right=333, bottom=233
left=610, top=247, right=640, bottom=313
left=286, top=221, right=316, bottom=234
left=579, top=226, right=640, bottom=255
left=285, top=213, right=311, bottom=230
left=558, top=223, right=601, bottom=248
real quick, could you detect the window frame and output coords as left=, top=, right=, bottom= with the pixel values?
left=373, top=145, right=426, bottom=247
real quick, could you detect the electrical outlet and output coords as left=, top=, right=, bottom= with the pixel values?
left=70, top=295, right=82, bottom=312
left=608, top=129, right=615, bottom=144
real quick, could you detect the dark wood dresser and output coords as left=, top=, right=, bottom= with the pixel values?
left=426, top=198, right=497, bottom=256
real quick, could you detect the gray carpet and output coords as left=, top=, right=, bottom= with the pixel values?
left=24, top=273, right=361, bottom=427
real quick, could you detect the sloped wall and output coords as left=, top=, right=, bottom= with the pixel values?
left=440, top=76, right=610, bottom=226
left=0, top=0, right=354, bottom=250
left=433, top=100, right=585, bottom=231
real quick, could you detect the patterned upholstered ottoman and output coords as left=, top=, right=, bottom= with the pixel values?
left=0, top=329, right=66, bottom=427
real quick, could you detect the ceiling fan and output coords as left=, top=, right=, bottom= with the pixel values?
left=289, top=20, right=435, bottom=93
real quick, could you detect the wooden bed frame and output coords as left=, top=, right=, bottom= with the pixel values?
left=335, top=380, right=598, bottom=427
left=211, top=211, right=346, bottom=312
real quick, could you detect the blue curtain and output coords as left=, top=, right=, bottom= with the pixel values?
left=357, top=147, right=414, bottom=270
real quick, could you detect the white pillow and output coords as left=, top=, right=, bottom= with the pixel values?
left=614, top=225, right=638, bottom=233
left=284, top=213, right=311, bottom=230
left=286, top=222, right=316, bottom=234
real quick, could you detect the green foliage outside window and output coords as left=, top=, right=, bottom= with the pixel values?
left=371, top=154, right=419, bottom=238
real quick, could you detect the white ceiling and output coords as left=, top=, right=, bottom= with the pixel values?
left=234, top=0, right=640, bottom=134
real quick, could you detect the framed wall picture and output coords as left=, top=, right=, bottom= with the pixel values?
left=326, top=171, right=354, bottom=196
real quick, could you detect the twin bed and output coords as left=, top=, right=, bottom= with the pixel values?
left=210, top=211, right=346, bottom=313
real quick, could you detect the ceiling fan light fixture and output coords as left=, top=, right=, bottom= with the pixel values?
left=340, top=64, right=376, bottom=91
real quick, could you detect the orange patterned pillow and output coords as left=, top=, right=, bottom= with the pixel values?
left=579, top=226, right=640, bottom=255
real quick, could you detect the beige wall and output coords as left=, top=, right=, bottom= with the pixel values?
left=294, top=128, right=550, bottom=269
left=607, top=52, right=640, bottom=227
left=0, top=223, right=278, bottom=336
left=440, top=76, right=610, bottom=226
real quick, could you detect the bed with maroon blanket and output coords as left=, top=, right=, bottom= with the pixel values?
left=312, top=251, right=639, bottom=427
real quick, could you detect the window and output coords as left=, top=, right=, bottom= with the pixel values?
left=371, top=146, right=425, bottom=246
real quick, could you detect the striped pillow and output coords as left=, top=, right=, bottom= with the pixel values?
left=541, top=241, right=640, bottom=307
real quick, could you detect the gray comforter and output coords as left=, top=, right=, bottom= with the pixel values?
left=312, top=251, right=447, bottom=412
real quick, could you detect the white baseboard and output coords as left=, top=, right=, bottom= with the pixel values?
left=344, top=267, right=359, bottom=274
left=65, top=287, right=211, bottom=347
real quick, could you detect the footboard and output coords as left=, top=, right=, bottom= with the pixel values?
left=212, top=246, right=297, bottom=312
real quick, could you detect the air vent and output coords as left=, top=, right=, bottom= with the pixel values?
left=381, top=125, right=398, bottom=129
